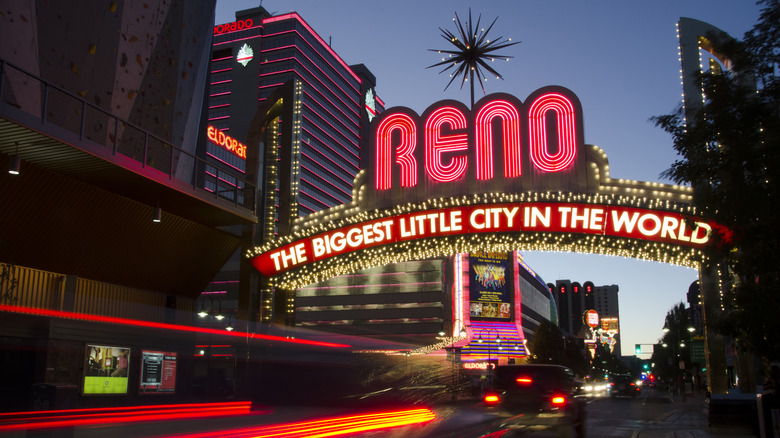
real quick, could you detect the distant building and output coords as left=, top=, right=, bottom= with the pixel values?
left=203, top=6, right=382, bottom=325
left=551, top=280, right=621, bottom=356
left=592, top=284, right=621, bottom=356
left=592, top=284, right=619, bottom=322
left=552, top=280, right=585, bottom=336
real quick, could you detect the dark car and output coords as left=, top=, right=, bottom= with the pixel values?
left=609, top=374, right=640, bottom=397
left=483, top=364, right=586, bottom=437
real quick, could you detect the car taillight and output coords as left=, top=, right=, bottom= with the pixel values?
left=516, top=377, right=533, bottom=384
left=484, top=394, right=500, bottom=404
left=551, top=395, right=566, bottom=406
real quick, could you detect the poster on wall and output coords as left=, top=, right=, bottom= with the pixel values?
left=83, top=344, right=130, bottom=395
left=469, top=251, right=512, bottom=321
left=139, top=350, right=177, bottom=394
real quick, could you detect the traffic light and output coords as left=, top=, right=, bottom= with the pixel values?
left=635, top=344, right=642, bottom=355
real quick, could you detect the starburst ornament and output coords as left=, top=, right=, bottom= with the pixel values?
left=428, top=9, right=520, bottom=107
left=365, top=88, right=377, bottom=122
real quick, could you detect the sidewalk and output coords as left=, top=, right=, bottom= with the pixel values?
left=656, top=392, right=758, bottom=438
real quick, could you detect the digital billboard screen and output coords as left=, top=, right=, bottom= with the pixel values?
left=469, top=251, right=512, bottom=321
left=139, top=350, right=177, bottom=394
left=83, top=344, right=130, bottom=395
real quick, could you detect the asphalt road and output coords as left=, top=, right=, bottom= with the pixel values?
left=378, top=389, right=737, bottom=438
left=3, top=388, right=758, bottom=438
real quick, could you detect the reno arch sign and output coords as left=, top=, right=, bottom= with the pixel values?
left=248, top=85, right=716, bottom=288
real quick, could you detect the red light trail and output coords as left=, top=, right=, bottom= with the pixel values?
left=0, top=402, right=255, bottom=432
left=0, top=304, right=350, bottom=348
left=163, top=408, right=436, bottom=438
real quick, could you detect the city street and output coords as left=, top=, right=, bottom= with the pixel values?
left=378, top=389, right=754, bottom=438
left=1, top=3, right=775, bottom=438
left=2, top=388, right=758, bottom=438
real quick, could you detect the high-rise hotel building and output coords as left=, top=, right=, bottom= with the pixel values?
left=203, top=7, right=383, bottom=324
left=205, top=7, right=557, bottom=355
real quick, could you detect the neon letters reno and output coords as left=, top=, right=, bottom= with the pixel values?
left=373, top=87, right=582, bottom=191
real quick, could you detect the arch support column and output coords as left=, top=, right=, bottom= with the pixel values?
left=699, top=260, right=727, bottom=394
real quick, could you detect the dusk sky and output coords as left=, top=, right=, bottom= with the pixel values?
left=215, top=1, right=763, bottom=357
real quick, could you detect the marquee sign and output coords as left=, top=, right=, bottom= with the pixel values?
left=584, top=310, right=599, bottom=329
left=248, top=85, right=717, bottom=288
left=469, top=252, right=512, bottom=321
left=250, top=202, right=711, bottom=277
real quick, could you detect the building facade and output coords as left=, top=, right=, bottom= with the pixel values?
left=203, top=8, right=559, bottom=354
left=294, top=251, right=557, bottom=358
left=455, top=252, right=556, bottom=362
left=296, top=259, right=447, bottom=345
left=551, top=280, right=621, bottom=356
left=0, top=0, right=264, bottom=409
left=202, top=7, right=383, bottom=326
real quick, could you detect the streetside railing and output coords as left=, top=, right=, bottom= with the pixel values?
left=0, top=58, right=255, bottom=212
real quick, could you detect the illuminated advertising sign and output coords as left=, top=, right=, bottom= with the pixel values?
left=469, top=252, right=512, bottom=321
left=83, top=345, right=130, bottom=395
left=207, top=125, right=247, bottom=159
left=250, top=202, right=712, bottom=277
left=213, top=19, right=255, bottom=35
left=601, top=317, right=619, bottom=332
left=462, top=362, right=495, bottom=370
left=139, top=350, right=177, bottom=394
left=584, top=310, right=599, bottom=328
left=367, top=87, right=587, bottom=209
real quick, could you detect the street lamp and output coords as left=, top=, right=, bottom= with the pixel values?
left=441, top=322, right=468, bottom=399
left=225, top=313, right=237, bottom=331
left=662, top=322, right=696, bottom=400
left=198, top=296, right=225, bottom=321
left=662, top=323, right=680, bottom=398
left=477, top=328, right=501, bottom=384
